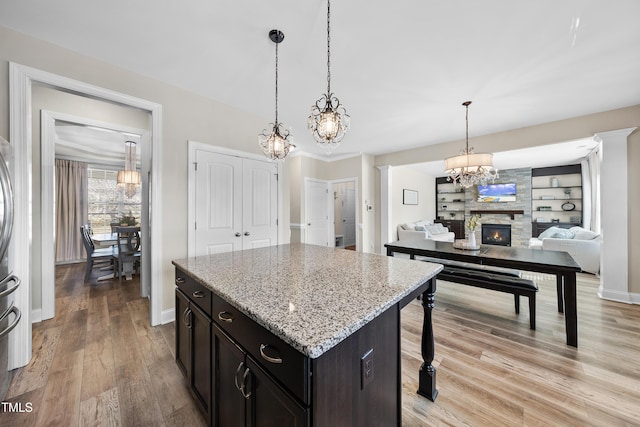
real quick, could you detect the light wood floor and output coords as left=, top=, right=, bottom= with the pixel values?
left=2, top=264, right=640, bottom=426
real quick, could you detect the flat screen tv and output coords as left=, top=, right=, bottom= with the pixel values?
left=477, top=183, right=516, bottom=202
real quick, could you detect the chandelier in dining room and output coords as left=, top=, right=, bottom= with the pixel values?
left=444, top=101, right=498, bottom=188
left=117, top=140, right=141, bottom=198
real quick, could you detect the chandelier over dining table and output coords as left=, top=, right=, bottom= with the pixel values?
left=117, top=140, right=141, bottom=198
left=444, top=101, right=498, bottom=188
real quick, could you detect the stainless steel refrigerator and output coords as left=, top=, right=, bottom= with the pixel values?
left=0, top=136, right=20, bottom=400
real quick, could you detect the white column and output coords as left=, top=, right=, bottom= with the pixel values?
left=377, top=165, right=393, bottom=254
left=596, top=127, right=636, bottom=302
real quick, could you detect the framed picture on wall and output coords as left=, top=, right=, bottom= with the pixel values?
left=403, top=189, right=418, bottom=205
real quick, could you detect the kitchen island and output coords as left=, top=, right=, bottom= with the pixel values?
left=173, top=243, right=442, bottom=426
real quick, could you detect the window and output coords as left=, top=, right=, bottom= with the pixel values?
left=87, top=168, right=141, bottom=234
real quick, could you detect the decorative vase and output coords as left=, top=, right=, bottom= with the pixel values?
left=468, top=231, right=477, bottom=247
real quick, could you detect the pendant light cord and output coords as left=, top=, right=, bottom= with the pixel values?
left=275, top=39, right=279, bottom=125
left=326, top=0, right=331, bottom=95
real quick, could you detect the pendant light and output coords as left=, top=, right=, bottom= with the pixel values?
left=307, top=0, right=350, bottom=153
left=259, top=29, right=295, bottom=161
left=444, top=101, right=498, bottom=188
left=117, top=140, right=141, bottom=198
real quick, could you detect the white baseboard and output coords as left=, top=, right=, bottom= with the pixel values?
left=31, top=309, right=42, bottom=323
left=598, top=287, right=639, bottom=304
left=161, top=307, right=176, bottom=324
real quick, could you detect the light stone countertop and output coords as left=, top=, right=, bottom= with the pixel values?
left=172, top=243, right=442, bottom=358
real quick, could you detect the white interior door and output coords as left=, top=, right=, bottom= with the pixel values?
left=342, top=188, right=356, bottom=246
left=242, top=158, right=278, bottom=249
left=305, top=179, right=330, bottom=246
left=194, top=151, right=243, bottom=255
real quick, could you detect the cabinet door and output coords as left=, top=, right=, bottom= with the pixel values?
left=246, top=358, right=308, bottom=427
left=213, top=324, right=246, bottom=427
left=175, top=289, right=191, bottom=378
left=191, top=303, right=212, bottom=418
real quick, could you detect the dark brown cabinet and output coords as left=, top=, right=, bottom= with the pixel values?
left=176, top=267, right=399, bottom=427
left=175, top=278, right=212, bottom=423
left=212, top=324, right=308, bottom=427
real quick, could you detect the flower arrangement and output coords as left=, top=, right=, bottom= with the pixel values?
left=119, top=212, right=137, bottom=226
left=466, top=214, right=480, bottom=231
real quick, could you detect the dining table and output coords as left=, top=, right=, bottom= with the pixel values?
left=91, top=227, right=141, bottom=281
left=385, top=239, right=582, bottom=347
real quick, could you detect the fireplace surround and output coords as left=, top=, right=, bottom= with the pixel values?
left=482, top=223, right=512, bottom=246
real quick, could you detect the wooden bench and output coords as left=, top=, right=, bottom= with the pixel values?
left=419, top=257, right=538, bottom=330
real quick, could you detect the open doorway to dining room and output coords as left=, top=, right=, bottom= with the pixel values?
left=39, top=108, right=149, bottom=321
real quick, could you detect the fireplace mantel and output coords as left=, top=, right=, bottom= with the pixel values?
left=470, top=210, right=524, bottom=220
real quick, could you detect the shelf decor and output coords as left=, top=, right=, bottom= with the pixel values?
left=403, top=189, right=418, bottom=205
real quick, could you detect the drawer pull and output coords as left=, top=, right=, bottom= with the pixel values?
left=234, top=362, right=245, bottom=393
left=192, top=290, right=205, bottom=299
left=175, top=277, right=185, bottom=284
left=218, top=311, right=234, bottom=323
left=241, top=367, right=252, bottom=399
left=259, top=344, right=283, bottom=364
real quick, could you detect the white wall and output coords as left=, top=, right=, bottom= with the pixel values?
left=0, top=26, right=279, bottom=315
left=391, top=166, right=435, bottom=236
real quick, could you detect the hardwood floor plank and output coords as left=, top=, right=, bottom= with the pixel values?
left=79, top=387, right=121, bottom=427
left=4, top=264, right=640, bottom=426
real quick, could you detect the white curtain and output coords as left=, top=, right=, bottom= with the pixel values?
left=55, top=159, right=88, bottom=262
left=583, top=144, right=602, bottom=233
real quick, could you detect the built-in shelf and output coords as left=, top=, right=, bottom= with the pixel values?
left=470, top=210, right=524, bottom=220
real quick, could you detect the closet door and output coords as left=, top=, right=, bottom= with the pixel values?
left=194, top=151, right=243, bottom=255
left=242, top=159, right=278, bottom=250
left=193, top=150, right=278, bottom=256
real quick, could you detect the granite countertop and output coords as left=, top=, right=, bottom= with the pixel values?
left=172, top=243, right=442, bottom=358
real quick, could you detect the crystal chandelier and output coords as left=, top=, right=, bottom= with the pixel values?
left=259, top=30, right=295, bottom=161
left=117, top=140, right=141, bottom=198
left=307, top=0, right=350, bottom=153
left=444, top=101, right=498, bottom=188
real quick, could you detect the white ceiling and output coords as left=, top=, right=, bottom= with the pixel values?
left=2, top=1, right=639, bottom=163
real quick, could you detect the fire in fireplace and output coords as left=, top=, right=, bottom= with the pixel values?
left=481, top=224, right=512, bottom=246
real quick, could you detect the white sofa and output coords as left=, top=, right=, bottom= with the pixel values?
left=397, top=220, right=455, bottom=242
left=529, top=226, right=601, bottom=274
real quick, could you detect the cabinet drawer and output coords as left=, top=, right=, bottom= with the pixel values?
left=175, top=270, right=212, bottom=317
left=212, top=295, right=310, bottom=404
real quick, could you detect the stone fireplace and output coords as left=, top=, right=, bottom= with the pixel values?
left=482, top=223, right=512, bottom=246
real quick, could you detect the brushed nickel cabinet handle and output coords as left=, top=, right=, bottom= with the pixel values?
left=241, top=367, right=252, bottom=399
left=244, top=231, right=250, bottom=236
left=234, top=362, right=245, bottom=393
left=259, top=344, right=283, bottom=364
left=192, top=290, right=205, bottom=298
left=218, top=311, right=233, bottom=323
left=235, top=232, right=242, bottom=237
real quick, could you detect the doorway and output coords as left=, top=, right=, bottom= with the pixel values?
left=9, top=63, right=163, bottom=369
left=40, top=110, right=149, bottom=320
left=332, top=180, right=357, bottom=250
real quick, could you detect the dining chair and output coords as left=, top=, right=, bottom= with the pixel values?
left=114, top=226, right=141, bottom=282
left=80, top=225, right=116, bottom=282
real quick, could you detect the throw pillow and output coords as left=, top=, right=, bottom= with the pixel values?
left=415, top=225, right=426, bottom=232
left=538, top=226, right=560, bottom=239
left=552, top=228, right=576, bottom=239
left=572, top=228, right=599, bottom=240
left=403, top=223, right=416, bottom=231
left=426, top=224, right=443, bottom=235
